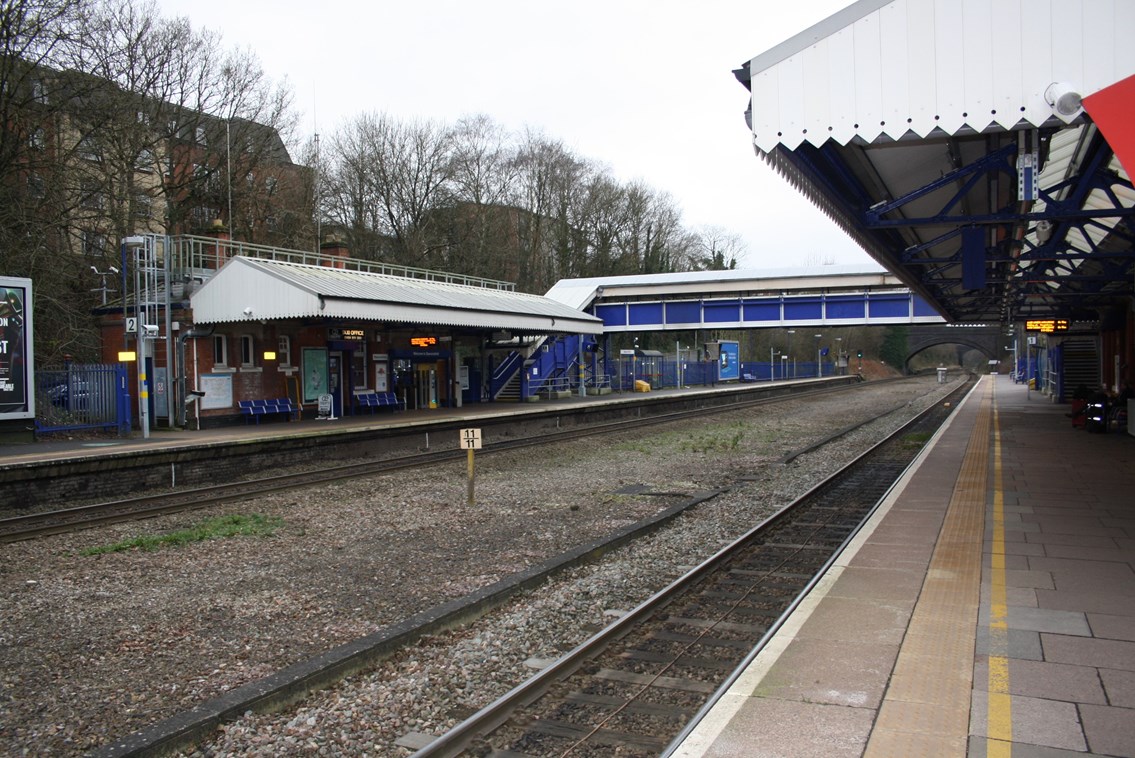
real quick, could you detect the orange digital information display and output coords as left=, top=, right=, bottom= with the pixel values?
left=1025, top=319, right=1069, bottom=333
left=410, top=336, right=438, bottom=348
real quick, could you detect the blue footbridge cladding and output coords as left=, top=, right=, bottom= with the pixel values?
left=596, top=291, right=942, bottom=330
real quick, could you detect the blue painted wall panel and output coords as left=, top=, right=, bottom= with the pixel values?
left=913, top=295, right=938, bottom=317
left=869, top=294, right=909, bottom=318
left=704, top=301, right=740, bottom=323
left=596, top=303, right=626, bottom=326
left=784, top=298, right=823, bottom=320
left=666, top=301, right=702, bottom=323
left=826, top=295, right=866, bottom=319
left=743, top=300, right=781, bottom=322
left=628, top=302, right=664, bottom=326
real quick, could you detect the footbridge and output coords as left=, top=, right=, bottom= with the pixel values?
left=545, top=265, right=945, bottom=331
left=499, top=267, right=997, bottom=400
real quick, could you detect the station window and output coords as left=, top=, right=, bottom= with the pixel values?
left=213, top=335, right=229, bottom=367
left=277, top=335, right=292, bottom=367
left=240, top=335, right=255, bottom=367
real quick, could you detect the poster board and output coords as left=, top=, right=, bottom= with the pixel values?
left=303, top=347, right=328, bottom=402
left=0, top=277, right=34, bottom=420
left=199, top=373, right=234, bottom=410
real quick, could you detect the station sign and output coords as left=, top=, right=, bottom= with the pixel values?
left=1025, top=319, right=1069, bottom=333
left=328, top=327, right=366, bottom=342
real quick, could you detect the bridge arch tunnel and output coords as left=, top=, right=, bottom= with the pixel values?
left=904, top=325, right=1004, bottom=374
left=903, top=340, right=997, bottom=374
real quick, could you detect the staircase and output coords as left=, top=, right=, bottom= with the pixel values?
left=1060, top=337, right=1100, bottom=399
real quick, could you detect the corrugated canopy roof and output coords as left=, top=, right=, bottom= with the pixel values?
left=736, top=0, right=1135, bottom=325
left=190, top=257, right=604, bottom=334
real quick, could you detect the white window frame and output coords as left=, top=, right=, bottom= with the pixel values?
left=213, top=335, right=229, bottom=368
left=277, top=335, right=292, bottom=367
left=240, top=334, right=255, bottom=368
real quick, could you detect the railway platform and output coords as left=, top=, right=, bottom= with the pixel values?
left=671, top=374, right=1135, bottom=758
left=0, top=377, right=848, bottom=469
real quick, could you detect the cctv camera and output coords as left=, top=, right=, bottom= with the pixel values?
left=90, top=266, right=98, bottom=273
left=242, top=307, right=254, bottom=316
left=109, top=266, right=119, bottom=274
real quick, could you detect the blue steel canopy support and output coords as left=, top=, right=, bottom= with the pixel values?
left=864, top=144, right=1017, bottom=225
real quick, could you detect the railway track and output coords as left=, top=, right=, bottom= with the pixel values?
left=0, top=376, right=921, bottom=543
left=409, top=378, right=974, bottom=757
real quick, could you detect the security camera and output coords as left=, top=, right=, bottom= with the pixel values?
left=109, top=266, right=119, bottom=274
left=141, top=324, right=159, bottom=337
left=90, top=266, right=98, bottom=274
left=1044, top=81, right=1082, bottom=118
left=242, top=307, right=253, bottom=316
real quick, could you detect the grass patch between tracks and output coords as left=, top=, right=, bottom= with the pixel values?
left=900, top=431, right=934, bottom=448
left=80, top=514, right=284, bottom=555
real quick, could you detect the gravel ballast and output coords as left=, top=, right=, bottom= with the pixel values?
left=0, top=376, right=963, bottom=756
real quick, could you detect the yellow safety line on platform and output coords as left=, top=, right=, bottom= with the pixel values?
left=864, top=380, right=990, bottom=757
left=987, top=387, right=1013, bottom=755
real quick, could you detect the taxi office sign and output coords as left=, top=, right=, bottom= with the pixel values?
left=1025, top=319, right=1069, bottom=333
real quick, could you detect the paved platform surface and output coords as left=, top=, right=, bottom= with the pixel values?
left=672, top=374, right=1135, bottom=758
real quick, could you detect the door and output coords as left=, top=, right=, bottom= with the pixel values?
left=328, top=351, right=343, bottom=416
left=415, top=363, right=436, bottom=409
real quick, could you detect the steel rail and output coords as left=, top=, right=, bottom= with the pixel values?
left=409, top=378, right=974, bottom=757
left=0, top=378, right=920, bottom=543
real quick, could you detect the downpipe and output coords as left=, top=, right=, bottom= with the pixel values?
left=176, top=325, right=214, bottom=428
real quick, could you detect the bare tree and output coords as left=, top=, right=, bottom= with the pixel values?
left=445, top=114, right=517, bottom=279
left=693, top=225, right=744, bottom=270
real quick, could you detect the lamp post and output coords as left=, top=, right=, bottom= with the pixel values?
left=835, top=337, right=843, bottom=375
left=769, top=346, right=778, bottom=380
left=124, top=236, right=149, bottom=438
left=786, top=329, right=795, bottom=380
left=814, top=333, right=823, bottom=378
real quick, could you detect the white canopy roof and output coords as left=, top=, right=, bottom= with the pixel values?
left=190, top=257, right=604, bottom=334
left=746, top=0, right=1135, bottom=151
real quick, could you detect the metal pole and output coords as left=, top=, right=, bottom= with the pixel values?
left=133, top=245, right=149, bottom=439
left=466, top=448, right=475, bottom=505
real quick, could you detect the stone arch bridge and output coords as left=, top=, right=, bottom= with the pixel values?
left=906, top=324, right=1005, bottom=370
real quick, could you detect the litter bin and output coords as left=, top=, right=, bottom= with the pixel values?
left=936, top=367, right=947, bottom=384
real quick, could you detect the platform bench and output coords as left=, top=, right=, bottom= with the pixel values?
left=239, top=398, right=298, bottom=423
left=355, top=391, right=405, bottom=413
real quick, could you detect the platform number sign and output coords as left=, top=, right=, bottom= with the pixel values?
left=460, top=428, right=482, bottom=505
left=125, top=316, right=138, bottom=333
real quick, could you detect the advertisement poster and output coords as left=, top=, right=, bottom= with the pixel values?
left=718, top=341, right=740, bottom=382
left=375, top=362, right=388, bottom=392
left=0, top=277, right=33, bottom=420
left=303, top=347, right=328, bottom=402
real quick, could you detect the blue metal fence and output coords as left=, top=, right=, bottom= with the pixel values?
left=35, top=363, right=131, bottom=436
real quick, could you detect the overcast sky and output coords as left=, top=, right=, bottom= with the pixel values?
left=155, top=0, right=874, bottom=270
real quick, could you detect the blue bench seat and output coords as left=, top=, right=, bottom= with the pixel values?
left=239, top=398, right=298, bottom=423
left=355, top=391, right=405, bottom=413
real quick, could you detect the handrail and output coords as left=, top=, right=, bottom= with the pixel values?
left=166, top=235, right=516, bottom=291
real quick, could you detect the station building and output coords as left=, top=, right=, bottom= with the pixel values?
left=92, top=232, right=602, bottom=428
